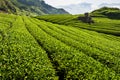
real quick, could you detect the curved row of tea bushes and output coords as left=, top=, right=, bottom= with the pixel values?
left=23, top=17, right=119, bottom=79
left=32, top=19, right=120, bottom=74
left=1, top=16, right=56, bottom=80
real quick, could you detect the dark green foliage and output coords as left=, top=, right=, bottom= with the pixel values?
left=91, top=7, right=120, bottom=19
left=0, top=0, right=17, bottom=13
left=105, top=11, right=120, bottom=19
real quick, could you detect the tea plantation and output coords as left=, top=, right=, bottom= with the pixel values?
left=0, top=13, right=120, bottom=80
left=36, top=14, right=120, bottom=36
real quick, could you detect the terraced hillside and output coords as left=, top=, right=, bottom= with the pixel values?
left=0, top=13, right=120, bottom=79
left=36, top=14, right=120, bottom=36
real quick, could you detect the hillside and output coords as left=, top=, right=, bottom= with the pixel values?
left=91, top=7, right=120, bottom=19
left=36, top=7, right=120, bottom=36
left=0, top=0, right=69, bottom=15
left=1, top=13, right=120, bottom=79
